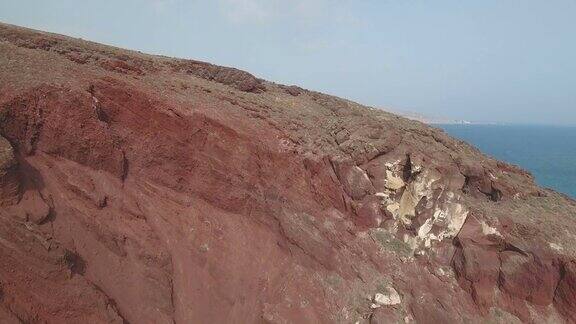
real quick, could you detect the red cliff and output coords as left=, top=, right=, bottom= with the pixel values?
left=0, top=23, right=575, bottom=323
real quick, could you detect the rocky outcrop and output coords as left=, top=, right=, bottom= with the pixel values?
left=0, top=22, right=575, bottom=323
left=169, top=59, right=265, bottom=92
left=452, top=214, right=568, bottom=321
left=556, top=260, right=576, bottom=322
left=0, top=86, right=126, bottom=178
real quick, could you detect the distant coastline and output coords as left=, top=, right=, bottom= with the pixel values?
left=381, top=106, right=576, bottom=197
left=439, top=124, right=576, bottom=198
left=384, top=108, right=576, bottom=127
left=384, top=108, right=473, bottom=125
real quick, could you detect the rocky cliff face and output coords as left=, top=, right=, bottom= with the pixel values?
left=0, top=22, right=575, bottom=324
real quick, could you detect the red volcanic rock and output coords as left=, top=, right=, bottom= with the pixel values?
left=169, top=59, right=264, bottom=92
left=0, top=86, right=126, bottom=178
left=0, top=136, right=20, bottom=206
left=369, top=307, right=403, bottom=323
left=453, top=240, right=501, bottom=308
left=453, top=214, right=569, bottom=321
left=499, top=251, right=560, bottom=306
left=0, top=215, right=125, bottom=323
left=354, top=195, right=385, bottom=227
left=0, top=22, right=575, bottom=323
left=555, top=260, right=576, bottom=322
left=281, top=85, right=304, bottom=96
left=332, top=158, right=375, bottom=200
left=11, top=189, right=50, bottom=224
left=99, top=59, right=144, bottom=75
left=410, top=292, right=460, bottom=324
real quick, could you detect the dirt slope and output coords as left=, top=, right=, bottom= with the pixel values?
left=0, top=22, right=575, bottom=323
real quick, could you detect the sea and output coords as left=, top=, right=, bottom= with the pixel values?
left=438, top=124, right=576, bottom=198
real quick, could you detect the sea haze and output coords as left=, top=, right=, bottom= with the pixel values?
left=439, top=124, right=576, bottom=198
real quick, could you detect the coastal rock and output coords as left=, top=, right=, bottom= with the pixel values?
left=0, top=22, right=575, bottom=323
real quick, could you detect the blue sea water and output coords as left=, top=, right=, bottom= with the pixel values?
left=438, top=124, right=576, bottom=198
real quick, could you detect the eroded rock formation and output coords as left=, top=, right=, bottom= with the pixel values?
left=0, top=22, right=575, bottom=323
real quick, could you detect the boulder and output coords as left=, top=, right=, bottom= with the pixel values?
left=332, top=159, right=375, bottom=200
left=499, top=251, right=560, bottom=305
left=453, top=241, right=500, bottom=307
left=373, top=287, right=401, bottom=306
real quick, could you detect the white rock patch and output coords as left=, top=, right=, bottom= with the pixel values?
left=384, top=169, right=405, bottom=190
left=414, top=198, right=468, bottom=250
left=373, top=287, right=401, bottom=307
left=442, top=202, right=468, bottom=238
left=398, top=169, right=439, bottom=224
left=481, top=220, right=502, bottom=237
left=549, top=242, right=564, bottom=251
left=376, top=164, right=470, bottom=253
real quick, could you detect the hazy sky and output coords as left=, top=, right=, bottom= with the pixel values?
left=1, top=0, right=575, bottom=125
